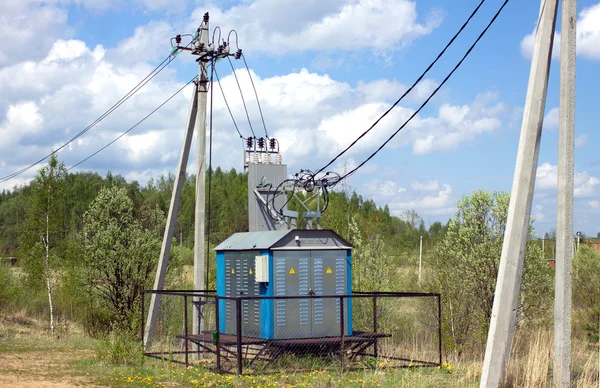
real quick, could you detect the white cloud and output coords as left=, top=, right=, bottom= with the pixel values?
left=0, top=0, right=69, bottom=65
left=189, top=0, right=442, bottom=54
left=520, top=3, right=600, bottom=60
left=536, top=162, right=599, bottom=198
left=575, top=133, right=588, bottom=147
left=363, top=177, right=454, bottom=216
left=588, top=200, right=600, bottom=209
left=410, top=180, right=439, bottom=191
left=543, top=107, right=559, bottom=130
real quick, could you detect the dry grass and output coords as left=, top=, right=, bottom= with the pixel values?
left=501, top=327, right=599, bottom=387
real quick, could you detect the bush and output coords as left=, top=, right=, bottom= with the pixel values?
left=95, top=330, right=143, bottom=366
left=573, top=244, right=600, bottom=342
left=0, top=265, right=20, bottom=314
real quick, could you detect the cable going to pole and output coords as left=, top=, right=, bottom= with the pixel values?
left=67, top=76, right=197, bottom=171
left=0, top=49, right=189, bottom=183
left=226, top=56, right=256, bottom=139
left=339, top=0, right=510, bottom=181
left=314, top=0, right=489, bottom=176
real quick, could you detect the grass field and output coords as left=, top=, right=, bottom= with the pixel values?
left=1, top=311, right=598, bottom=387
left=0, top=313, right=480, bottom=388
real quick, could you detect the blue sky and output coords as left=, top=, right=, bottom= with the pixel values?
left=0, top=0, right=598, bottom=236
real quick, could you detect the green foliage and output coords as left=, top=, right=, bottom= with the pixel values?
left=431, top=190, right=552, bottom=356
left=80, top=186, right=163, bottom=331
left=573, top=244, right=600, bottom=342
left=0, top=265, right=21, bottom=314
left=95, top=329, right=143, bottom=366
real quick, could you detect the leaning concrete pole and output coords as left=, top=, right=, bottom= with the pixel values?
left=194, top=15, right=210, bottom=338
left=554, top=0, right=576, bottom=386
left=480, top=0, right=558, bottom=386
left=144, top=83, right=199, bottom=347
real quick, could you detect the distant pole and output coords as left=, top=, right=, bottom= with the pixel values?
left=480, top=0, right=558, bottom=386
left=542, top=238, right=545, bottom=258
left=194, top=14, right=210, bottom=339
left=418, top=235, right=423, bottom=286
left=554, top=0, right=576, bottom=385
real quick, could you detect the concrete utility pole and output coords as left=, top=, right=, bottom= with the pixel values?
left=480, top=0, right=558, bottom=386
left=554, top=0, right=576, bottom=385
left=144, top=83, right=199, bottom=347
left=194, top=14, right=210, bottom=338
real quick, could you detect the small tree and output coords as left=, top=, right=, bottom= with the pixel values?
left=573, top=244, right=600, bottom=342
left=20, top=155, right=67, bottom=335
left=81, top=186, right=162, bottom=330
left=431, top=190, right=551, bottom=357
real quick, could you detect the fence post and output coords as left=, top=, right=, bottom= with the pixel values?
left=340, top=296, right=345, bottom=371
left=184, top=295, right=189, bottom=367
left=215, top=295, right=221, bottom=372
left=141, top=291, right=145, bottom=344
left=236, top=297, right=243, bottom=375
left=373, top=295, right=378, bottom=358
left=437, top=294, right=442, bottom=366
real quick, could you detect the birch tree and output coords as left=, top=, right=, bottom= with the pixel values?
left=21, top=155, right=67, bottom=336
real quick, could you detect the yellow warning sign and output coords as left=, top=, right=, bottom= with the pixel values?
left=289, top=268, right=296, bottom=274
left=326, top=267, right=332, bottom=274
left=231, top=268, right=235, bottom=274
left=249, top=268, right=253, bottom=275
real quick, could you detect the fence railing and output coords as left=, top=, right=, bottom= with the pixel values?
left=141, top=290, right=441, bottom=374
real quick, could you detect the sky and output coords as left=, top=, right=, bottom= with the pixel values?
left=0, top=0, right=599, bottom=237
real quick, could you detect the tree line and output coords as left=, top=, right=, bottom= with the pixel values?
left=0, top=156, right=597, bottom=359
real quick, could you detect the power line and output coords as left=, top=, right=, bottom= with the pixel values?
left=340, top=0, right=510, bottom=181
left=0, top=53, right=184, bottom=183
left=314, top=0, right=488, bottom=175
left=66, top=76, right=196, bottom=171
left=226, top=56, right=256, bottom=138
left=213, top=65, right=248, bottom=140
left=241, top=54, right=269, bottom=138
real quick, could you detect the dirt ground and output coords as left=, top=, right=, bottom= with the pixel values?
left=0, top=317, right=98, bottom=388
left=0, top=350, right=96, bottom=387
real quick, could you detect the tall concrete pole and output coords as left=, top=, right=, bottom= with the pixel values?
left=554, top=0, right=576, bottom=385
left=194, top=15, right=210, bottom=337
left=144, top=83, right=199, bottom=347
left=480, top=0, right=558, bottom=386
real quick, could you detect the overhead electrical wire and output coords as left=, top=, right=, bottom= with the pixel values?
left=268, top=0, right=511, bottom=218
left=0, top=44, right=195, bottom=183
left=66, top=76, right=197, bottom=171
left=314, top=0, right=488, bottom=176
left=226, top=56, right=256, bottom=139
left=241, top=53, right=269, bottom=138
left=339, top=0, right=511, bottom=181
left=213, top=65, right=248, bottom=140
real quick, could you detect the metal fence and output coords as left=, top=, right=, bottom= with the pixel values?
left=141, top=290, right=441, bottom=374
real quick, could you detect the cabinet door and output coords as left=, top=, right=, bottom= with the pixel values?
left=241, top=252, right=261, bottom=337
left=311, top=251, right=347, bottom=337
left=224, top=252, right=239, bottom=335
left=273, top=251, right=312, bottom=339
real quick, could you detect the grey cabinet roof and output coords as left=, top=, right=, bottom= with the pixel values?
left=214, top=229, right=352, bottom=251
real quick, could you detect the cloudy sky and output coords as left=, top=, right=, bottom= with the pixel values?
left=1, top=0, right=599, bottom=236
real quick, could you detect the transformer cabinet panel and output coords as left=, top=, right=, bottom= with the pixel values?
left=273, top=251, right=312, bottom=339
left=311, top=250, right=348, bottom=337
left=273, top=250, right=349, bottom=339
left=223, top=251, right=261, bottom=337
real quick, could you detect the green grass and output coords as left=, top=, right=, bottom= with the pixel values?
left=0, top=316, right=478, bottom=387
